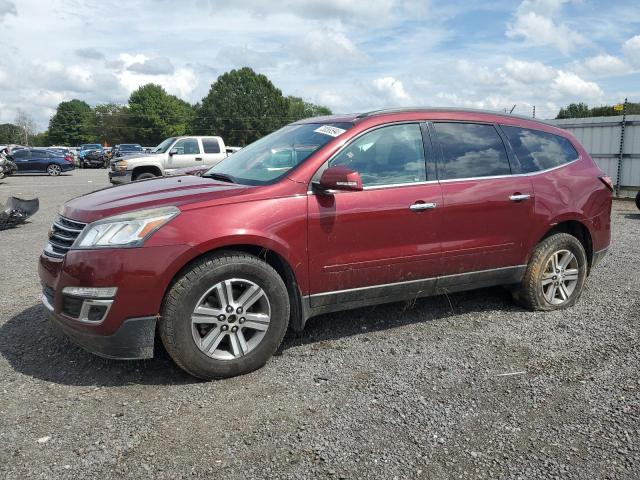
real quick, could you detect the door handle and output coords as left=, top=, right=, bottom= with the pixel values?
left=509, top=194, right=531, bottom=202
left=195, top=157, right=203, bottom=161
left=409, top=202, right=437, bottom=211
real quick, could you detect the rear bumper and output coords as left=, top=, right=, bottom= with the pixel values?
left=45, top=305, right=156, bottom=360
left=109, top=170, right=132, bottom=184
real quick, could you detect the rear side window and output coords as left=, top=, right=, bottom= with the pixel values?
left=501, top=126, right=579, bottom=173
left=433, top=123, right=511, bottom=180
left=202, top=138, right=221, bottom=154
left=12, top=150, right=28, bottom=159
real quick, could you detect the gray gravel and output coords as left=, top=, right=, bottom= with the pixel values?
left=1, top=169, right=639, bottom=479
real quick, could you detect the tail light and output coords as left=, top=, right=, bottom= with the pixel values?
left=599, top=175, right=614, bottom=192
left=64, top=155, right=73, bottom=163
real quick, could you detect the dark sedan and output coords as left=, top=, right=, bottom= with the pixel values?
left=9, top=148, right=75, bottom=176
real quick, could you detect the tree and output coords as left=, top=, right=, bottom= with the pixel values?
left=15, top=109, right=37, bottom=145
left=127, top=84, right=194, bottom=145
left=556, top=101, right=640, bottom=119
left=48, top=99, right=95, bottom=145
left=93, top=103, right=131, bottom=146
left=0, top=123, right=22, bottom=144
left=30, top=131, right=49, bottom=147
left=196, top=67, right=290, bottom=146
left=287, top=96, right=332, bottom=122
left=556, top=102, right=590, bottom=119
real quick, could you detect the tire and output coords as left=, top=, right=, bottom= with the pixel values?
left=512, top=233, right=588, bottom=311
left=160, top=252, right=290, bottom=379
left=47, top=164, right=61, bottom=176
left=134, top=172, right=156, bottom=181
left=635, top=191, right=640, bottom=211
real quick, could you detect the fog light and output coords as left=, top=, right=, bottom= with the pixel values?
left=62, top=287, right=117, bottom=298
left=87, top=305, right=108, bottom=321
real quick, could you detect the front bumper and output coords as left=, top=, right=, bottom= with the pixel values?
left=592, top=246, right=609, bottom=269
left=109, top=170, right=132, bottom=184
left=45, top=304, right=156, bottom=360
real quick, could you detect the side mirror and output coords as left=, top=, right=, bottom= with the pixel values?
left=169, top=148, right=178, bottom=156
left=316, top=166, right=363, bottom=193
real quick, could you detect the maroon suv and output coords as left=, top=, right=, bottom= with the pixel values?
left=39, top=108, right=612, bottom=379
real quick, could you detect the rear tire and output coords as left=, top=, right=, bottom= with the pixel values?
left=134, top=172, right=156, bottom=181
left=160, top=252, right=290, bottom=380
left=635, top=191, right=640, bottom=211
left=512, top=233, right=587, bottom=311
left=47, top=164, right=61, bottom=176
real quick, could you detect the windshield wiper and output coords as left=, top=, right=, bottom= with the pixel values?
left=202, top=172, right=236, bottom=183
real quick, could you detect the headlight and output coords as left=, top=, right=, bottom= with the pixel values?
left=72, top=206, right=179, bottom=249
left=117, top=160, right=128, bottom=171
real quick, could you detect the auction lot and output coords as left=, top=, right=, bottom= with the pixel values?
left=0, top=169, right=638, bottom=479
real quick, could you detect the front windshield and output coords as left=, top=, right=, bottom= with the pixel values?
left=152, top=137, right=176, bottom=154
left=204, top=122, right=353, bottom=185
left=82, top=144, right=101, bottom=150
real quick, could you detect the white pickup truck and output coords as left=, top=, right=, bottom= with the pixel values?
left=109, top=136, right=231, bottom=184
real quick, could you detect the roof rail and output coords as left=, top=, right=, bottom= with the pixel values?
left=355, top=107, right=555, bottom=126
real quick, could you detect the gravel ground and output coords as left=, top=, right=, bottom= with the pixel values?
left=0, top=169, right=639, bottom=479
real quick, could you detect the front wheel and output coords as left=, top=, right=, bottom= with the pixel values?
left=160, top=252, right=290, bottom=379
left=47, top=164, right=61, bottom=176
left=635, top=191, right=640, bottom=211
left=134, top=172, right=156, bottom=181
left=512, top=233, right=588, bottom=311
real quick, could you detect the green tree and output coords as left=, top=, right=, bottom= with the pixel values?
left=0, top=123, right=22, bottom=144
left=196, top=67, right=289, bottom=146
left=30, top=131, right=49, bottom=147
left=556, top=102, right=590, bottom=119
left=127, top=84, right=194, bottom=145
left=48, top=99, right=95, bottom=145
left=93, top=103, right=131, bottom=146
left=287, top=96, right=332, bottom=122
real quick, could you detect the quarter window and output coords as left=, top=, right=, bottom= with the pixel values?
left=202, top=138, right=221, bottom=154
left=501, top=126, right=579, bottom=173
left=172, top=138, right=200, bottom=155
left=433, top=123, right=511, bottom=180
left=329, top=123, right=427, bottom=187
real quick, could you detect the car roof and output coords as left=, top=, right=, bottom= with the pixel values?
left=294, top=107, right=556, bottom=128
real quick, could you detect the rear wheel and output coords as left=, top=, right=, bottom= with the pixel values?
left=512, top=233, right=587, bottom=311
left=47, top=164, right=61, bottom=176
left=635, top=191, right=640, bottom=210
left=160, top=252, right=290, bottom=379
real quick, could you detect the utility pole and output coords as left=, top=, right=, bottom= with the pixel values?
left=532, top=105, right=536, bottom=118
left=616, top=98, right=628, bottom=196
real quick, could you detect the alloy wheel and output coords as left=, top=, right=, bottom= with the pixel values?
left=191, top=278, right=271, bottom=360
left=47, top=164, right=61, bottom=176
left=541, top=249, right=579, bottom=305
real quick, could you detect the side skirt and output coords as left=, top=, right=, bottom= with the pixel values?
left=303, top=265, right=526, bottom=321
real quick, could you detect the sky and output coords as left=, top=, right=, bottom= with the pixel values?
left=0, top=0, right=639, bottom=130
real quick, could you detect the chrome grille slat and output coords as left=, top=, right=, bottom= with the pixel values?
left=44, top=216, right=87, bottom=258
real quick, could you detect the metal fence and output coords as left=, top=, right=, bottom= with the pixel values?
left=550, top=115, right=640, bottom=198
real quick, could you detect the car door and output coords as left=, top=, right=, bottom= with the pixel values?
left=11, top=149, right=32, bottom=172
left=200, top=138, right=226, bottom=167
left=430, top=121, right=534, bottom=282
left=307, top=123, right=443, bottom=310
left=167, top=138, right=202, bottom=171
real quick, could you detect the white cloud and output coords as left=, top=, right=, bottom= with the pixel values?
left=372, top=77, right=410, bottom=102
left=0, top=0, right=16, bottom=21
left=506, top=0, right=585, bottom=54
left=503, top=59, right=556, bottom=83
left=116, top=67, right=198, bottom=99
left=622, top=35, right=640, bottom=67
left=551, top=70, right=603, bottom=98
left=580, top=54, right=630, bottom=76
left=297, top=30, right=366, bottom=70
left=127, top=56, right=175, bottom=75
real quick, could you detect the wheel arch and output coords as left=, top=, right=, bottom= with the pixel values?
left=536, top=219, right=594, bottom=271
left=132, top=164, right=162, bottom=179
left=162, top=243, right=307, bottom=332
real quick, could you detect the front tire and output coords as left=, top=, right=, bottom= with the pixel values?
left=635, top=191, right=640, bottom=211
left=512, top=233, right=587, bottom=311
left=160, top=252, right=290, bottom=379
left=134, top=172, right=156, bottom=181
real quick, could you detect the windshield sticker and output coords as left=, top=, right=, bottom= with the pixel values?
left=314, top=125, right=346, bottom=137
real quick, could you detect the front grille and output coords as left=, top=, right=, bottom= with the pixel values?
left=44, top=216, right=87, bottom=258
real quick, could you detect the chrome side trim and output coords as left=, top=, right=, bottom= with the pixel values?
left=308, top=264, right=527, bottom=299
left=41, top=293, right=54, bottom=312
left=437, top=157, right=580, bottom=183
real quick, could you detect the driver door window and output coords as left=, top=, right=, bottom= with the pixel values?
left=172, top=138, right=200, bottom=155
left=329, top=123, right=427, bottom=187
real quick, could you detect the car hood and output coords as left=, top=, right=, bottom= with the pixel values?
left=113, top=152, right=158, bottom=162
left=63, top=175, right=254, bottom=223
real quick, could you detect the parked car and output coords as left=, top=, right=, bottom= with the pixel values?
left=82, top=149, right=108, bottom=168
left=79, top=144, right=103, bottom=163
left=112, top=143, right=144, bottom=159
left=10, top=148, right=74, bottom=175
left=39, top=108, right=612, bottom=380
left=109, top=136, right=228, bottom=184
